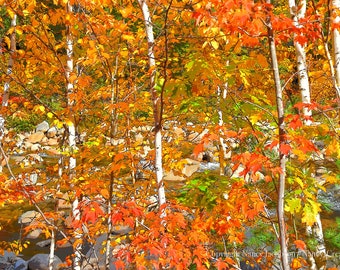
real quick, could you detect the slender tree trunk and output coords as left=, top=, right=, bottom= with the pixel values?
left=266, top=2, right=290, bottom=269
left=217, top=81, right=229, bottom=176
left=0, top=12, right=16, bottom=173
left=332, top=0, right=340, bottom=99
left=65, top=2, right=81, bottom=269
left=289, top=2, right=327, bottom=268
left=288, top=0, right=312, bottom=123
left=2, top=13, right=16, bottom=108
left=138, top=0, right=166, bottom=214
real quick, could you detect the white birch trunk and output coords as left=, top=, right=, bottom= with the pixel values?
left=288, top=0, right=312, bottom=123
left=289, top=2, right=327, bottom=268
left=65, top=2, right=81, bottom=269
left=48, top=229, right=55, bottom=270
left=138, top=0, right=167, bottom=213
left=217, top=82, right=229, bottom=176
left=266, top=1, right=289, bottom=268
left=3, top=14, right=16, bottom=108
left=333, top=0, right=340, bottom=98
left=0, top=13, right=16, bottom=173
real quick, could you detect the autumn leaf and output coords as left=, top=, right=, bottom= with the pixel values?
left=294, top=239, right=306, bottom=250
left=285, top=198, right=301, bottom=214
left=279, top=143, right=291, bottom=155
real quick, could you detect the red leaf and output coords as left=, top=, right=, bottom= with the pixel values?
left=288, top=115, right=303, bottom=130
left=111, top=212, right=123, bottom=224
left=279, top=143, right=291, bottom=155
left=113, top=260, right=125, bottom=270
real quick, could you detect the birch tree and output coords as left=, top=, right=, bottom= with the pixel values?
left=65, top=2, right=81, bottom=269
left=288, top=0, right=312, bottom=123
left=138, top=0, right=166, bottom=213
left=0, top=10, right=16, bottom=173
left=289, top=1, right=326, bottom=267
left=333, top=0, right=340, bottom=99
left=2, top=12, right=16, bottom=108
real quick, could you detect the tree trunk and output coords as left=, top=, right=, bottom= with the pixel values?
left=138, top=0, right=166, bottom=214
left=2, top=13, right=16, bottom=108
left=288, top=0, right=312, bottom=123
left=266, top=2, right=290, bottom=269
left=0, top=12, right=16, bottom=173
left=332, top=0, right=340, bottom=99
left=217, top=81, right=229, bottom=176
left=289, top=2, right=327, bottom=268
left=65, top=2, right=81, bottom=269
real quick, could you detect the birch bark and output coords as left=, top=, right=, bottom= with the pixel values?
left=65, top=2, right=81, bottom=269
left=288, top=0, right=312, bottom=123
left=217, top=82, right=229, bottom=176
left=333, top=0, right=340, bottom=99
left=2, top=13, right=16, bottom=108
left=0, top=12, right=16, bottom=173
left=289, top=2, right=326, bottom=268
left=138, top=0, right=166, bottom=213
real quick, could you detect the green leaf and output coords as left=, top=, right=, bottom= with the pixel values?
left=285, top=198, right=301, bottom=214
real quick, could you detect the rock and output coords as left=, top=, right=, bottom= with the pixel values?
left=23, top=172, right=38, bottom=186
left=36, top=121, right=49, bottom=133
left=27, top=132, right=45, bottom=144
left=45, top=148, right=60, bottom=156
left=18, top=210, right=41, bottom=225
left=111, top=225, right=132, bottom=235
left=46, top=127, right=57, bottom=138
left=30, top=143, right=41, bottom=152
left=36, top=240, right=51, bottom=248
left=182, top=163, right=200, bottom=177
left=26, top=228, right=42, bottom=239
left=163, top=170, right=185, bottom=181
left=14, top=259, right=28, bottom=270
left=27, top=254, right=62, bottom=270
left=0, top=251, right=17, bottom=269
left=23, top=141, right=33, bottom=150
left=319, top=185, right=340, bottom=211
left=57, top=193, right=72, bottom=209
left=47, top=138, right=58, bottom=146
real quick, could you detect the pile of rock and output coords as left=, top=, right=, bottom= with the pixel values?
left=0, top=252, right=63, bottom=270
left=13, top=121, right=63, bottom=155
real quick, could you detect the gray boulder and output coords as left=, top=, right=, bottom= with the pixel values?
left=27, top=254, right=62, bottom=270
left=36, top=121, right=49, bottom=133
left=14, top=259, right=28, bottom=270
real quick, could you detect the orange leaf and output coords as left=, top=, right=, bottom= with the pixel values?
left=294, top=239, right=306, bottom=250
left=279, top=143, right=291, bottom=155
left=193, top=143, right=204, bottom=157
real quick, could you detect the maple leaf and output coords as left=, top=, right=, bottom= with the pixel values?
left=193, top=143, right=204, bottom=157
left=113, top=260, right=125, bottom=270
left=288, top=115, right=303, bottom=129
left=285, top=198, right=301, bottom=214
left=294, top=239, right=306, bottom=250
left=279, top=143, right=291, bottom=155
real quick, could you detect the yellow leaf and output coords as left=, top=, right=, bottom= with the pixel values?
left=122, top=34, right=134, bottom=41
left=53, top=119, right=64, bottom=129
left=23, top=10, right=30, bottom=17
left=7, top=8, right=15, bottom=19
left=33, top=105, right=45, bottom=113
left=211, top=40, right=219, bottom=50
left=47, top=112, right=53, bottom=118
left=65, top=119, right=74, bottom=127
